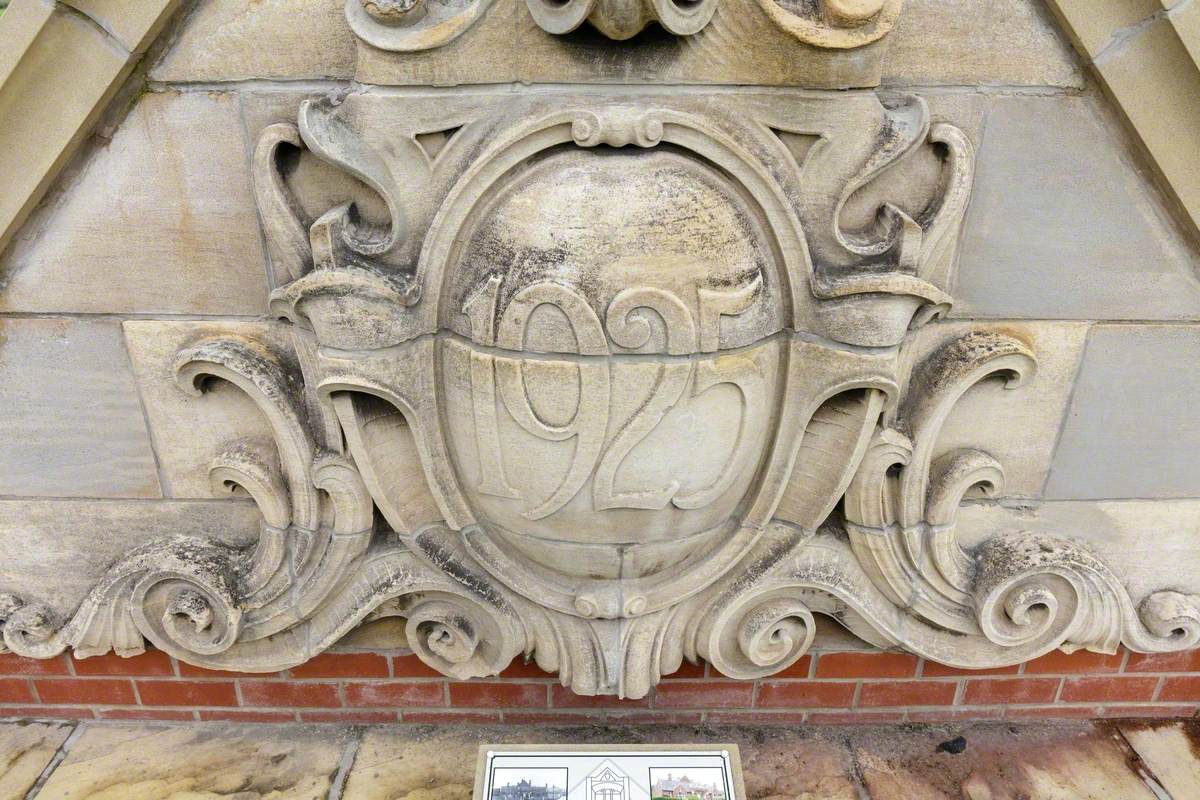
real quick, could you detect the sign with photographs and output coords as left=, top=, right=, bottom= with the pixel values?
left=473, top=745, right=744, bottom=800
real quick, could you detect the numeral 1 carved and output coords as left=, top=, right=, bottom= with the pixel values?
left=496, top=282, right=611, bottom=520
left=462, top=276, right=521, bottom=499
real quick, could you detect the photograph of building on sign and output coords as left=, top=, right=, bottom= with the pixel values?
left=490, top=769, right=568, bottom=800
left=649, top=768, right=728, bottom=800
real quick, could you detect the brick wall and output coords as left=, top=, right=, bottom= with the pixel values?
left=1, top=647, right=1198, bottom=725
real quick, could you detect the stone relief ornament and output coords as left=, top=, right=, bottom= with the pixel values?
left=3, top=90, right=1199, bottom=697
left=757, top=0, right=903, bottom=48
left=525, top=0, right=717, bottom=39
left=346, top=0, right=497, bottom=51
left=346, top=0, right=898, bottom=46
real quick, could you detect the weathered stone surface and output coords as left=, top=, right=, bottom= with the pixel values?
left=1046, top=324, right=1200, bottom=499
left=5, top=0, right=1200, bottom=698
left=0, top=721, right=72, bottom=800
left=1048, top=0, right=1200, bottom=236
left=1, top=82, right=1196, bottom=692
left=149, top=0, right=356, bottom=82
left=352, top=0, right=892, bottom=87
left=1118, top=721, right=1200, bottom=800
left=341, top=729, right=479, bottom=800
left=849, top=722, right=1164, bottom=799
left=0, top=319, right=159, bottom=499
left=342, top=727, right=858, bottom=800
left=954, top=94, right=1200, bottom=320
left=61, top=0, right=183, bottom=54
left=0, top=90, right=269, bottom=315
left=508, top=0, right=885, bottom=89
left=738, top=730, right=860, bottom=800
left=956, top=500, right=1200, bottom=601
left=353, top=0, right=520, bottom=86
left=123, top=320, right=295, bottom=498
left=882, top=0, right=1083, bottom=87
left=1047, top=0, right=1161, bottom=56
left=0, top=1, right=135, bottom=254
left=1092, top=11, right=1200, bottom=234
left=0, top=499, right=259, bottom=620
left=36, top=723, right=349, bottom=799
left=899, top=321, right=1089, bottom=499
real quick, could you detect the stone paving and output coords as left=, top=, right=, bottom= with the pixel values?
left=0, top=718, right=1196, bottom=799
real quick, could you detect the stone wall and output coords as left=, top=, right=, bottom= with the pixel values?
left=0, top=0, right=1199, bottom=721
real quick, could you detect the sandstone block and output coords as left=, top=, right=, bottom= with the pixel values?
left=882, top=0, right=1083, bottom=87
left=0, top=319, right=159, bottom=498
left=0, top=499, right=259, bottom=621
left=1046, top=324, right=1200, bottom=499
left=0, top=90, right=269, bottom=315
left=123, top=320, right=296, bottom=498
left=36, top=723, right=349, bottom=799
left=149, top=0, right=356, bottom=82
left=899, top=320, right=1089, bottom=499
left=956, top=499, right=1200, bottom=602
left=954, top=94, right=1200, bottom=320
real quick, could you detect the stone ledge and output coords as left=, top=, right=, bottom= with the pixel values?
left=1047, top=0, right=1200, bottom=236
left=0, top=0, right=181, bottom=255
left=1, top=717, right=1199, bottom=800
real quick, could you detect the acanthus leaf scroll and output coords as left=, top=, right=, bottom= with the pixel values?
left=4, top=92, right=1199, bottom=698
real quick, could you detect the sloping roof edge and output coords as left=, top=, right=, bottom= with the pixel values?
left=1047, top=0, right=1200, bottom=237
left=0, top=0, right=182, bottom=255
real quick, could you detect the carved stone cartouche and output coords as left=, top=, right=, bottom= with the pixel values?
left=3, top=91, right=1197, bottom=698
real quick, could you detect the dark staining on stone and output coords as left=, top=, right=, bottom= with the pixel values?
left=448, top=145, right=779, bottom=350
left=936, top=735, right=968, bottom=755
left=415, top=530, right=507, bottom=609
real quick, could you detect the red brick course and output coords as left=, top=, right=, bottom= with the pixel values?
left=136, top=680, right=238, bottom=707
left=73, top=651, right=175, bottom=676
left=858, top=680, right=956, bottom=707
left=962, top=678, right=1061, bottom=705
left=1060, top=677, right=1159, bottom=703
left=814, top=653, right=918, bottom=679
left=0, top=647, right=1192, bottom=724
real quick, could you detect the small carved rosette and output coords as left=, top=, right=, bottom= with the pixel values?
left=4, top=92, right=1198, bottom=698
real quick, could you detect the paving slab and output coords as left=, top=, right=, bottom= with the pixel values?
left=340, top=726, right=861, bottom=800
left=34, top=723, right=350, bottom=800
left=0, top=721, right=73, bottom=800
left=1118, top=720, right=1200, bottom=800
left=849, top=722, right=1165, bottom=800
left=9, top=720, right=1196, bottom=800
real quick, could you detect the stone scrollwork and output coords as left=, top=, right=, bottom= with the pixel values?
left=756, top=0, right=903, bottom=48
left=345, top=0, right=497, bottom=52
left=526, top=0, right=718, bottom=40
left=344, top=0, right=900, bottom=46
left=4, top=91, right=1199, bottom=697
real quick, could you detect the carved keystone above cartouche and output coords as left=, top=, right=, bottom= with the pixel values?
left=3, top=91, right=1198, bottom=698
left=525, top=0, right=718, bottom=40
left=346, top=0, right=902, bottom=47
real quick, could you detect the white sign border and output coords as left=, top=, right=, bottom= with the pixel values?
left=473, top=743, right=745, bottom=800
